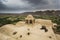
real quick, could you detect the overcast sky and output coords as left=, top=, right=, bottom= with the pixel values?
left=0, top=0, right=59, bottom=13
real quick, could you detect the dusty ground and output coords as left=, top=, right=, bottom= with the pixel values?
left=56, top=34, right=60, bottom=40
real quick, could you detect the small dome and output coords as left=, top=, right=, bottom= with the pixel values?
left=25, top=15, right=35, bottom=24
left=25, top=15, right=35, bottom=20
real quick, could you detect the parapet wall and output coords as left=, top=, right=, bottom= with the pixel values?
left=35, top=19, right=53, bottom=27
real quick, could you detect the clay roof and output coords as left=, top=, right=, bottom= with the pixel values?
left=25, top=15, right=35, bottom=20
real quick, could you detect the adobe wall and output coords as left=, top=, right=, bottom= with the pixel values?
left=35, top=19, right=53, bottom=27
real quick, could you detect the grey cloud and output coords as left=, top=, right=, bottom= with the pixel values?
left=0, top=0, right=22, bottom=11
left=26, top=0, right=48, bottom=5
left=26, top=0, right=57, bottom=8
left=0, top=0, right=59, bottom=13
left=0, top=1, right=7, bottom=10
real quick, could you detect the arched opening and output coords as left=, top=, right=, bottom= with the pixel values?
left=30, top=20, right=32, bottom=24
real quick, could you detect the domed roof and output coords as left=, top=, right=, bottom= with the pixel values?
left=25, top=15, right=35, bottom=20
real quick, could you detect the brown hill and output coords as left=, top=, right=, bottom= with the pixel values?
left=0, top=10, right=60, bottom=16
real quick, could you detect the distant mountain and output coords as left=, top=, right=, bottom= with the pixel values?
left=21, top=10, right=60, bottom=16
left=0, top=10, right=60, bottom=16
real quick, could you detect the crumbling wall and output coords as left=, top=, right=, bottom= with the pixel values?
left=35, top=19, right=53, bottom=27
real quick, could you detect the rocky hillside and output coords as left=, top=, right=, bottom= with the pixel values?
left=0, top=10, right=60, bottom=16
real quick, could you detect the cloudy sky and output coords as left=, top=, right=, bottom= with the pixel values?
left=0, top=0, right=59, bottom=13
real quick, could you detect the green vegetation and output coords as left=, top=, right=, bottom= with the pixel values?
left=0, top=16, right=25, bottom=26
left=34, top=15, right=60, bottom=25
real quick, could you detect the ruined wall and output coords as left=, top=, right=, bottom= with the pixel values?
left=35, top=19, right=53, bottom=27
